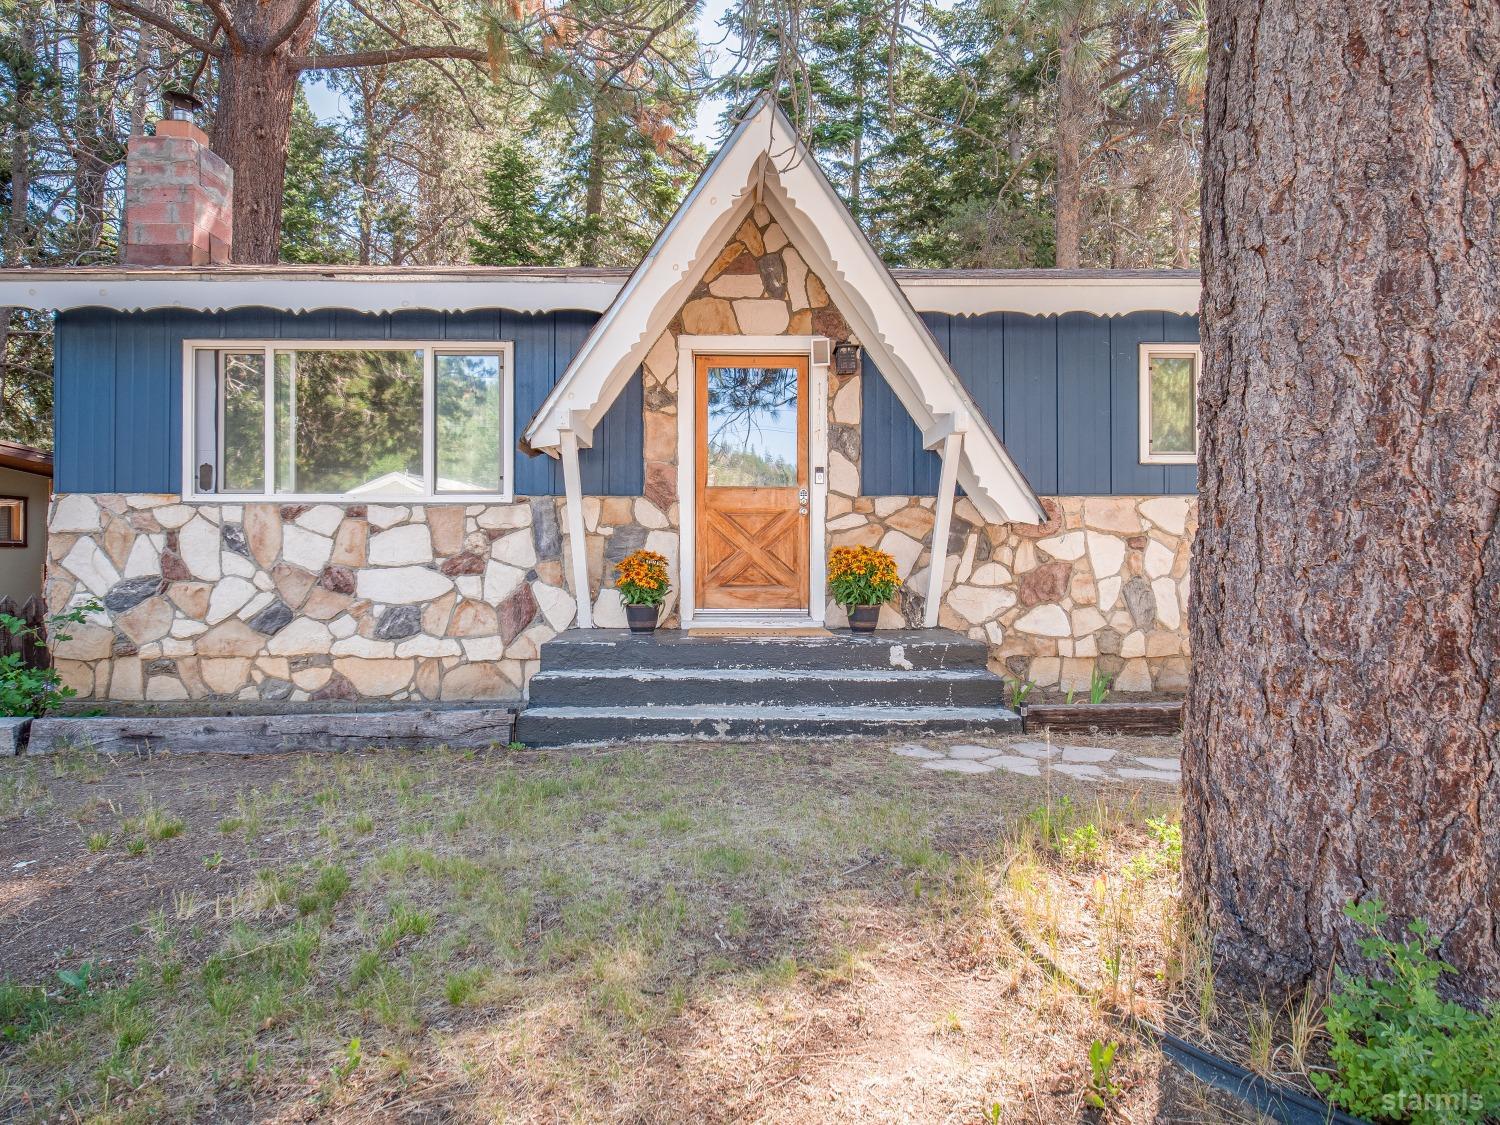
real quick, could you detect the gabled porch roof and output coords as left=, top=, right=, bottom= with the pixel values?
left=520, top=98, right=1046, bottom=526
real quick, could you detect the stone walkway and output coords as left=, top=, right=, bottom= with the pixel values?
left=891, top=738, right=1181, bottom=786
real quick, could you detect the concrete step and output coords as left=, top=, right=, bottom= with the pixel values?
left=525, top=666, right=1007, bottom=708
left=513, top=703, right=1022, bottom=747
left=538, top=628, right=990, bottom=673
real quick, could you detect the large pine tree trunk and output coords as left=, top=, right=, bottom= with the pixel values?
left=1187, top=0, right=1499, bottom=1003
left=208, top=2, right=318, bottom=263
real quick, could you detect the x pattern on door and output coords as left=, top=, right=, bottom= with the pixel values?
left=700, top=502, right=804, bottom=608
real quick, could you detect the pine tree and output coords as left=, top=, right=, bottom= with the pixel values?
left=870, top=0, right=1054, bottom=267
left=279, top=90, right=356, bottom=263
left=468, top=143, right=561, bottom=267
left=723, top=0, right=904, bottom=225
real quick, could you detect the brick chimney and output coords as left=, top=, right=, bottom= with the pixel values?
left=122, top=118, right=233, bottom=265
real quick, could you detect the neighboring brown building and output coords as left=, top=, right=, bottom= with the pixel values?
left=0, top=441, right=52, bottom=603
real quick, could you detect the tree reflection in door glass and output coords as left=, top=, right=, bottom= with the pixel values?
left=706, top=366, right=798, bottom=486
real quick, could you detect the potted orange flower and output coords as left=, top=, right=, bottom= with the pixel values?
left=828, top=545, right=900, bottom=633
left=614, top=549, right=670, bottom=633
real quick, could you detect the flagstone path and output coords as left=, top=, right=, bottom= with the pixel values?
left=891, top=739, right=1181, bottom=787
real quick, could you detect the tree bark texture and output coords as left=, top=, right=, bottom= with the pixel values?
left=1053, top=16, right=1088, bottom=269
left=580, top=97, right=607, bottom=267
left=209, top=0, right=319, bottom=264
left=1187, top=0, right=1499, bottom=1002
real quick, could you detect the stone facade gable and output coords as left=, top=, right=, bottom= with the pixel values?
left=622, top=203, right=860, bottom=628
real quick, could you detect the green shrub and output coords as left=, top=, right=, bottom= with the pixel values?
left=1312, top=900, right=1500, bottom=1124
left=0, top=601, right=100, bottom=717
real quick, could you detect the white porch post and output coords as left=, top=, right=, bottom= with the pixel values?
left=924, top=430, right=964, bottom=628
left=559, top=429, right=594, bottom=629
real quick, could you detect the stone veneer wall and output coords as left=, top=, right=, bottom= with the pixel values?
left=828, top=494, right=1195, bottom=693
left=43, top=492, right=670, bottom=702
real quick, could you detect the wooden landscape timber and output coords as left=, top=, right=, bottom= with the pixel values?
left=1022, top=700, right=1183, bottom=736
left=24, top=707, right=517, bottom=756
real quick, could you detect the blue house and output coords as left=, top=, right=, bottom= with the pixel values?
left=1, top=100, right=1199, bottom=728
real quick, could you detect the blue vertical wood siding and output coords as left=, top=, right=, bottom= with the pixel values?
left=53, top=307, right=643, bottom=496
left=861, top=310, right=1200, bottom=497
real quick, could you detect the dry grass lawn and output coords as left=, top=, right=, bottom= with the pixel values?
left=0, top=737, right=1274, bottom=1123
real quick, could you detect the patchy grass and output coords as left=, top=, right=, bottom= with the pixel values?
left=995, top=784, right=1336, bottom=1110
left=0, top=738, right=1254, bottom=1121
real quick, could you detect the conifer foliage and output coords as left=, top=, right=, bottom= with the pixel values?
left=469, top=143, right=565, bottom=266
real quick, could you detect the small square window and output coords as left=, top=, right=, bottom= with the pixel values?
left=1139, top=344, right=1200, bottom=464
left=0, top=497, right=25, bottom=548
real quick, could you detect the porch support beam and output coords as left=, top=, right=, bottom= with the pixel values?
left=924, top=430, right=964, bottom=629
left=559, top=429, right=594, bottom=629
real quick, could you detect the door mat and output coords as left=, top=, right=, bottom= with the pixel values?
left=688, top=627, right=831, bottom=637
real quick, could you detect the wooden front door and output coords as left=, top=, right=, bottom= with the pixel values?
left=696, top=354, right=809, bottom=611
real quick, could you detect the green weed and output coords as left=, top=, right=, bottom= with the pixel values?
left=1089, top=666, right=1113, bottom=704
left=1084, top=1038, right=1122, bottom=1109
left=1312, top=900, right=1500, bottom=1124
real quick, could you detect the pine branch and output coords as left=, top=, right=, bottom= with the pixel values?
left=199, top=0, right=243, bottom=50
left=292, top=45, right=490, bottom=72
left=99, top=0, right=220, bottom=57
left=263, top=0, right=320, bottom=52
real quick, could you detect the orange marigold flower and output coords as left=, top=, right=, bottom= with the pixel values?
left=615, top=548, right=671, bottom=606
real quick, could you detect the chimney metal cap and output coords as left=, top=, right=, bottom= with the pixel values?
left=162, top=87, right=204, bottom=122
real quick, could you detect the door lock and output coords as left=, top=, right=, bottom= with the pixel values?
left=798, top=486, right=808, bottom=516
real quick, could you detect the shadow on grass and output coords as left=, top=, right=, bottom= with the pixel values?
left=0, top=742, right=1194, bottom=1122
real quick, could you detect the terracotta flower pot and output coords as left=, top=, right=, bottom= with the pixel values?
left=625, top=603, right=659, bottom=633
left=848, top=604, right=880, bottom=633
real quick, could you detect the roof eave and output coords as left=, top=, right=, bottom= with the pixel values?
left=0, top=441, right=53, bottom=477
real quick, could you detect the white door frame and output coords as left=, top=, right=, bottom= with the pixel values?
left=676, top=335, right=830, bottom=629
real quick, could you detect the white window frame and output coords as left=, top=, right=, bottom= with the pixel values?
left=181, top=339, right=515, bottom=503
left=1138, top=342, right=1200, bottom=465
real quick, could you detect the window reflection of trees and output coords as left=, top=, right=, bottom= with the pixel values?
left=436, top=355, right=503, bottom=492
left=1149, top=357, right=1196, bottom=453
left=221, top=353, right=266, bottom=492
left=706, top=366, right=798, bottom=487
left=274, top=349, right=424, bottom=495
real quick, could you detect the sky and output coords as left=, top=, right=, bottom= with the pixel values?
left=302, top=0, right=740, bottom=147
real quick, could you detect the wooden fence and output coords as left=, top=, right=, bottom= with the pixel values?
left=0, top=595, right=51, bottom=670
